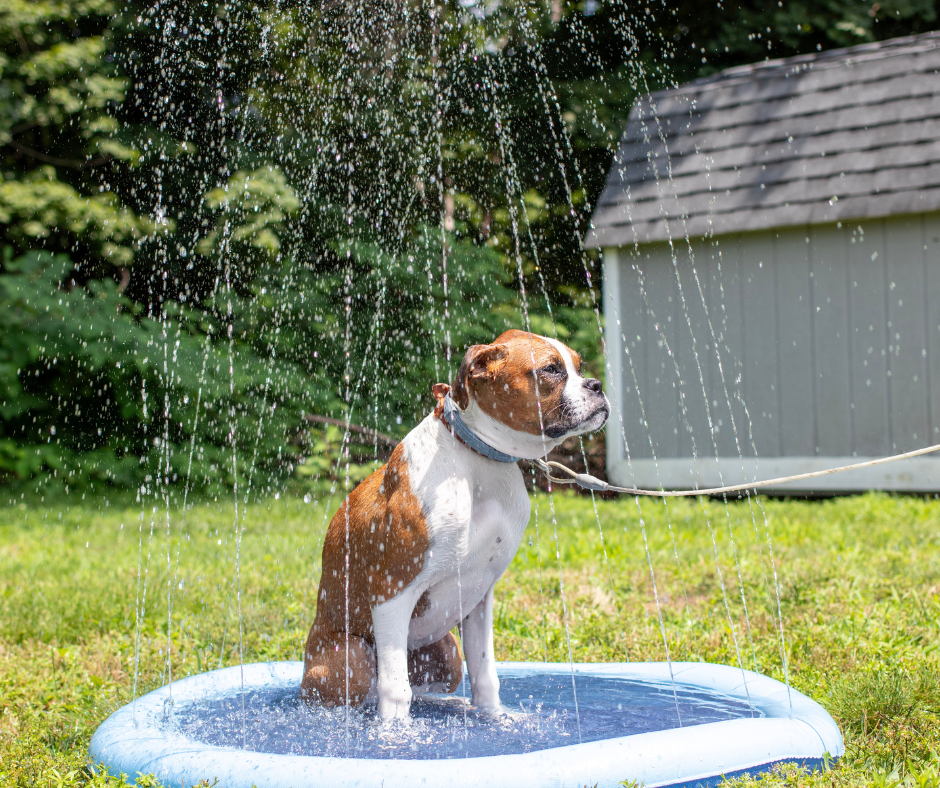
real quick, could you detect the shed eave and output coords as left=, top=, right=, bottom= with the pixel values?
left=591, top=196, right=940, bottom=248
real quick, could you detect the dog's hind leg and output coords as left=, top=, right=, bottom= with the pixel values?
left=300, top=619, right=375, bottom=707
left=408, top=631, right=463, bottom=695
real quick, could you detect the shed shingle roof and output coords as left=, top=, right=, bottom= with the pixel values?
left=587, top=32, right=940, bottom=248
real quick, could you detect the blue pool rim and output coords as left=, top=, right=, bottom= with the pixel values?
left=88, top=661, right=843, bottom=788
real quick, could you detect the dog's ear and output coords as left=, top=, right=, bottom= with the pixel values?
left=452, top=343, right=505, bottom=409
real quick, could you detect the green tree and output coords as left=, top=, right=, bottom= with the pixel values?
left=0, top=0, right=332, bottom=493
left=0, top=0, right=152, bottom=270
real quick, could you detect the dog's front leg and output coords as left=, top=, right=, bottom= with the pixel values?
left=461, top=586, right=502, bottom=712
left=372, top=587, right=418, bottom=720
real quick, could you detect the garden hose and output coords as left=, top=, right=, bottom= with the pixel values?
left=535, top=442, right=940, bottom=497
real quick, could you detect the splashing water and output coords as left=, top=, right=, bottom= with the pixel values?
left=164, top=672, right=757, bottom=759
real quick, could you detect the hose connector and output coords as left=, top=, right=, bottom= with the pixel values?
left=573, top=473, right=609, bottom=492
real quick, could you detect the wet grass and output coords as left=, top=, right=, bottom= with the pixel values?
left=1, top=489, right=939, bottom=786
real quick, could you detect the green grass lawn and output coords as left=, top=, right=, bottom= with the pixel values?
left=1, top=488, right=939, bottom=787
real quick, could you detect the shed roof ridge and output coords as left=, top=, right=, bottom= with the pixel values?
left=610, top=138, right=940, bottom=173
left=612, top=116, right=940, bottom=165
left=603, top=137, right=940, bottom=187
left=619, top=106, right=940, bottom=165
left=649, top=31, right=940, bottom=100
left=616, top=157, right=940, bottom=206
left=621, top=101, right=940, bottom=151
left=632, top=56, right=940, bottom=122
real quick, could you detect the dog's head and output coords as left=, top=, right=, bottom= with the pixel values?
left=451, top=330, right=609, bottom=460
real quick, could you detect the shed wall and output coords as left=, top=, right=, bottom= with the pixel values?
left=603, top=213, right=940, bottom=492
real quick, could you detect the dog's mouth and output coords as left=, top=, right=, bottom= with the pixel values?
left=543, top=403, right=610, bottom=440
left=582, top=403, right=610, bottom=431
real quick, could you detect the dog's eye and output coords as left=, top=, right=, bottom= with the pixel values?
left=540, top=364, right=563, bottom=376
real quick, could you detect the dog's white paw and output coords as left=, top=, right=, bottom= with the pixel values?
left=377, top=687, right=413, bottom=722
left=473, top=701, right=524, bottom=721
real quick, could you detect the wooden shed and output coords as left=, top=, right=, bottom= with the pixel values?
left=588, top=33, right=940, bottom=493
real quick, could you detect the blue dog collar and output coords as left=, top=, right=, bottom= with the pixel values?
left=440, top=393, right=523, bottom=463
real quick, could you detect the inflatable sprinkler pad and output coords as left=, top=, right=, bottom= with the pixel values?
left=89, top=660, right=843, bottom=788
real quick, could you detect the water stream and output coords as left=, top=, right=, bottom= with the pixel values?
left=114, top=0, right=797, bottom=754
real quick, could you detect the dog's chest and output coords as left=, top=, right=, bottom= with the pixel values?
left=401, top=417, right=530, bottom=646
left=452, top=492, right=528, bottom=596
left=413, top=487, right=528, bottom=646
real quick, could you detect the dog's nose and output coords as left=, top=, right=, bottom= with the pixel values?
left=583, top=378, right=602, bottom=394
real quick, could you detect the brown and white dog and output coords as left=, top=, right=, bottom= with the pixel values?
left=300, top=329, right=609, bottom=719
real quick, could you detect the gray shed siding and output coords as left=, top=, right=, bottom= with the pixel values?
left=603, top=213, right=940, bottom=492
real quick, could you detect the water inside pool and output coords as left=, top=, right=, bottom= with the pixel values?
left=166, top=672, right=758, bottom=759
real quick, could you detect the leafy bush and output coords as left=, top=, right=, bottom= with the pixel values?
left=0, top=228, right=531, bottom=494
left=0, top=249, right=314, bottom=493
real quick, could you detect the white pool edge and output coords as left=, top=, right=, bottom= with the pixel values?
left=89, top=661, right=843, bottom=788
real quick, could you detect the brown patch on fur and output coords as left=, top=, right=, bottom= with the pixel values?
left=304, top=444, right=462, bottom=706
left=315, top=443, right=428, bottom=638
left=301, top=621, right=376, bottom=706
left=407, top=631, right=462, bottom=692
left=451, top=345, right=505, bottom=410
left=412, top=589, right=431, bottom=619
left=453, top=329, right=578, bottom=436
